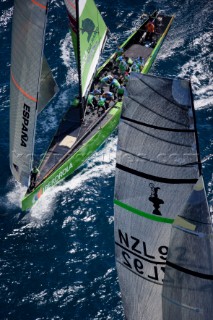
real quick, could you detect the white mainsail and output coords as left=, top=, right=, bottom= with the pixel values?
left=10, top=0, right=57, bottom=186
left=114, top=73, right=201, bottom=319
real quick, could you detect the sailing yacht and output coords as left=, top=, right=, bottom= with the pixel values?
left=10, top=1, right=173, bottom=210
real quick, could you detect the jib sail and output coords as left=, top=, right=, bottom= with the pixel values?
left=162, top=176, right=213, bottom=319
left=114, top=73, right=201, bottom=319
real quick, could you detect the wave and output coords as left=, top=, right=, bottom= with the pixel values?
left=4, top=135, right=117, bottom=225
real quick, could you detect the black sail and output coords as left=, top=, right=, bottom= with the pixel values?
left=162, top=176, right=213, bottom=319
left=114, top=73, right=201, bottom=320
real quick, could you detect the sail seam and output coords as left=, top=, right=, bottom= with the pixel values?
left=116, top=163, right=198, bottom=184
left=31, top=0, right=47, bottom=10
left=166, top=260, right=213, bottom=280
left=115, top=242, right=166, bottom=264
left=11, top=72, right=37, bottom=102
left=121, top=115, right=195, bottom=132
left=114, top=199, right=174, bottom=223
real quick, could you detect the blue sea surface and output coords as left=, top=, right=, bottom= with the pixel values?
left=0, top=0, right=212, bottom=319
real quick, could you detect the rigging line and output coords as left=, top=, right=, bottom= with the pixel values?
left=123, top=121, right=194, bottom=147
left=116, top=163, right=198, bottom=184
left=119, top=147, right=199, bottom=168
left=138, top=76, right=190, bottom=110
left=121, top=115, right=195, bottom=132
left=128, top=95, right=189, bottom=127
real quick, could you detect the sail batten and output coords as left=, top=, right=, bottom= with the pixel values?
left=121, top=116, right=195, bottom=132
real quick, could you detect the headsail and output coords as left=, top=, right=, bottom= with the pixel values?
left=10, top=0, right=56, bottom=186
left=162, top=176, right=213, bottom=319
left=114, top=73, right=201, bottom=319
left=37, top=56, right=58, bottom=113
left=64, top=0, right=108, bottom=99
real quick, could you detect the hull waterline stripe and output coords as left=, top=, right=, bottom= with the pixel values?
left=114, top=199, right=174, bottom=224
left=116, top=163, right=198, bottom=184
left=11, top=72, right=37, bottom=102
left=166, top=260, right=213, bottom=280
left=121, top=115, right=195, bottom=133
left=31, top=0, right=47, bottom=10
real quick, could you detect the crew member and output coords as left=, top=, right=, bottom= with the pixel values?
left=103, top=91, right=114, bottom=101
left=117, top=85, right=125, bottom=100
left=145, top=17, right=155, bottom=42
left=119, top=58, right=128, bottom=74
left=100, top=74, right=113, bottom=87
left=110, top=78, right=121, bottom=99
left=102, top=91, right=114, bottom=109
left=97, top=96, right=106, bottom=114
left=90, top=88, right=103, bottom=96
left=27, top=167, right=39, bottom=192
left=87, top=94, right=97, bottom=109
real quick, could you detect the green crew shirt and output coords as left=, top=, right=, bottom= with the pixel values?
left=87, top=94, right=94, bottom=104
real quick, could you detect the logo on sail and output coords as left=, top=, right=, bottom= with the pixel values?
left=81, top=18, right=95, bottom=42
left=148, top=183, right=164, bottom=216
left=21, top=103, right=30, bottom=147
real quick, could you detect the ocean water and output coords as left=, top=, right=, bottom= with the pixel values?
left=0, top=0, right=212, bottom=319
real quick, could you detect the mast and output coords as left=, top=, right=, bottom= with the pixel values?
left=64, top=0, right=108, bottom=120
left=76, top=0, right=84, bottom=121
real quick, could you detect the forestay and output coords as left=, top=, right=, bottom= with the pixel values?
left=162, top=176, right=213, bottom=320
left=10, top=0, right=57, bottom=186
left=64, top=0, right=108, bottom=98
left=114, top=73, right=201, bottom=320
